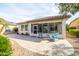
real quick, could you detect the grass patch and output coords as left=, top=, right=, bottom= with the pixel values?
left=0, top=35, right=12, bottom=56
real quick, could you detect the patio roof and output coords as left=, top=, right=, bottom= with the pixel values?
left=17, top=15, right=70, bottom=24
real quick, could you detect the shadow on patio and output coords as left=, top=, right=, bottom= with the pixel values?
left=6, top=33, right=50, bottom=42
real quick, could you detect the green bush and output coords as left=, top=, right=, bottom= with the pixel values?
left=0, top=35, right=12, bottom=56
left=69, top=29, right=79, bottom=38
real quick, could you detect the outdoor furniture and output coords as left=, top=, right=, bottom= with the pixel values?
left=49, top=32, right=63, bottom=41
left=38, top=33, right=43, bottom=38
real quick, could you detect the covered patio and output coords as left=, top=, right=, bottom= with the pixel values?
left=31, top=22, right=62, bottom=38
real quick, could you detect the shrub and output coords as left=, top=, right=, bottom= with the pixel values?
left=66, top=24, right=70, bottom=31
left=0, top=35, right=12, bottom=56
left=69, top=29, right=79, bottom=38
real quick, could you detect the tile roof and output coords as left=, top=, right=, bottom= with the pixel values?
left=17, top=15, right=70, bottom=24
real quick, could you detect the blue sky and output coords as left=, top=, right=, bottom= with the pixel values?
left=0, top=3, right=78, bottom=24
left=0, top=3, right=60, bottom=23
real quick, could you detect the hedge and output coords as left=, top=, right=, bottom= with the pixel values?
left=69, top=29, right=79, bottom=38
left=0, top=35, right=12, bottom=56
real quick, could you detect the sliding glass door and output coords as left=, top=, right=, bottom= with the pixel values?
left=31, top=22, right=62, bottom=36
left=38, top=24, right=42, bottom=33
left=33, top=25, right=38, bottom=34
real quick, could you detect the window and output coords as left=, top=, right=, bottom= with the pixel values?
left=34, top=26, right=37, bottom=29
left=33, top=25, right=38, bottom=34
left=25, top=25, right=28, bottom=31
left=49, top=23, right=58, bottom=33
left=38, top=24, right=42, bottom=33
left=21, top=25, right=24, bottom=31
left=49, top=23, right=55, bottom=33
left=54, top=23, right=58, bottom=32
left=43, top=24, right=48, bottom=33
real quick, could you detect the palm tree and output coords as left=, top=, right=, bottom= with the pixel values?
left=0, top=18, right=9, bottom=34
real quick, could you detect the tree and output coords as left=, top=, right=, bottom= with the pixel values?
left=0, top=18, right=9, bottom=34
left=58, top=3, right=79, bottom=15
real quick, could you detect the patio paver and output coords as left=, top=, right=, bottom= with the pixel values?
left=7, top=34, right=74, bottom=56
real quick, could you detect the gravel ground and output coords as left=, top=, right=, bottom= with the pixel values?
left=66, top=38, right=79, bottom=56
left=11, top=40, right=45, bottom=56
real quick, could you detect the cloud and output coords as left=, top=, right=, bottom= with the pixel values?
left=0, top=3, right=60, bottom=23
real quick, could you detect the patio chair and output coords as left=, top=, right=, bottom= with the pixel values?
left=49, top=32, right=63, bottom=42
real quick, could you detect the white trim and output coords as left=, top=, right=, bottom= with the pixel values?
left=62, top=20, right=66, bottom=38
left=30, top=19, right=62, bottom=24
left=32, top=25, right=38, bottom=36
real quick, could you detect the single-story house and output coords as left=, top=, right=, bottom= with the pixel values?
left=17, top=15, right=70, bottom=38
left=69, top=18, right=79, bottom=29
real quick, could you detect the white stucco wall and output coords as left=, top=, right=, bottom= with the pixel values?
left=62, top=19, right=66, bottom=38
left=18, top=25, right=21, bottom=34
left=18, top=24, right=28, bottom=34
left=28, top=23, right=31, bottom=35
left=9, top=25, right=16, bottom=31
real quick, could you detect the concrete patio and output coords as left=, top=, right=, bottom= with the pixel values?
left=7, top=33, right=74, bottom=56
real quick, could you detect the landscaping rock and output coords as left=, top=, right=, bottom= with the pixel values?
left=46, top=40, right=74, bottom=56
